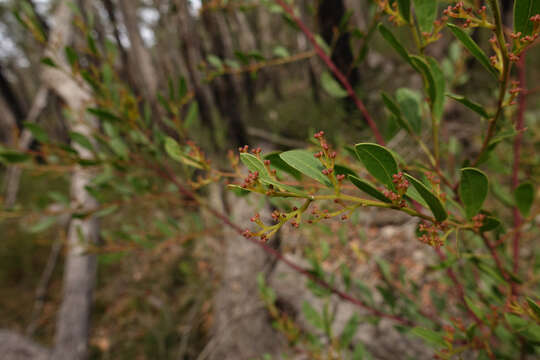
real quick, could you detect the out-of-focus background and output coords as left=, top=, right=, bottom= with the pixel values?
left=0, top=0, right=538, bottom=359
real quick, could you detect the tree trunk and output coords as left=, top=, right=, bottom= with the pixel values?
left=232, top=11, right=258, bottom=109
left=41, top=2, right=100, bottom=359
left=202, top=9, right=248, bottom=147
left=175, top=0, right=216, bottom=134
left=256, top=6, right=284, bottom=100
left=0, top=64, right=26, bottom=130
left=118, top=0, right=158, bottom=103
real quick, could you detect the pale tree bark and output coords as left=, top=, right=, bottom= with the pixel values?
left=3, top=86, right=49, bottom=208
left=42, top=2, right=99, bottom=360
left=0, top=1, right=99, bottom=359
left=118, top=0, right=159, bottom=102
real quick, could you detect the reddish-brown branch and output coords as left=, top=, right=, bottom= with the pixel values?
left=274, top=0, right=385, bottom=145
left=511, top=54, right=527, bottom=295
left=481, top=234, right=511, bottom=284
left=153, top=162, right=415, bottom=326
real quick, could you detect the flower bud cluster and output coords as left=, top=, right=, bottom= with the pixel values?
left=392, top=172, right=409, bottom=195
left=443, top=3, right=492, bottom=29
left=313, top=131, right=338, bottom=181
left=376, top=0, right=407, bottom=26
left=418, top=221, right=447, bottom=247
left=241, top=171, right=259, bottom=189
left=472, top=213, right=485, bottom=231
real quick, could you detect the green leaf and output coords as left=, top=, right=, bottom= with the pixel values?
left=479, top=216, right=501, bottom=232
left=240, top=153, right=268, bottom=176
left=340, top=314, right=360, bottom=348
left=378, top=24, right=411, bottom=64
left=459, top=168, right=489, bottom=219
left=28, top=216, right=57, bottom=233
left=70, top=131, right=94, bottom=152
left=64, top=46, right=78, bottom=67
left=24, top=122, right=48, bottom=143
left=409, top=55, right=436, bottom=103
left=164, top=136, right=204, bottom=169
left=207, top=55, right=223, bottom=69
left=314, top=34, right=331, bottom=55
left=446, top=93, right=489, bottom=118
left=354, top=143, right=398, bottom=190
left=109, top=137, right=129, bottom=159
left=396, top=88, right=422, bottom=134
left=320, top=71, right=348, bottom=98
left=87, top=107, right=121, bottom=122
left=381, top=92, right=410, bottom=132
left=427, top=57, right=445, bottom=125
left=514, top=182, right=534, bottom=217
left=514, top=0, right=540, bottom=36
left=184, top=102, right=199, bottom=129
left=40, top=57, right=57, bottom=68
left=302, top=301, right=324, bottom=329
left=404, top=174, right=448, bottom=221
left=527, top=298, right=540, bottom=319
left=264, top=152, right=301, bottom=180
left=280, top=150, right=332, bottom=187
left=411, top=327, right=445, bottom=347
left=348, top=175, right=392, bottom=203
left=413, top=0, right=437, bottom=33
left=397, top=0, right=411, bottom=22
left=273, top=46, right=290, bottom=58
left=334, top=164, right=357, bottom=178
left=0, top=150, right=31, bottom=163
left=447, top=24, right=498, bottom=78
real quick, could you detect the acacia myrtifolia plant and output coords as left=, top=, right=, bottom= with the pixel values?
left=222, top=1, right=540, bottom=358
left=2, top=0, right=539, bottom=359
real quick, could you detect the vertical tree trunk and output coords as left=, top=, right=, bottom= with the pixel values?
left=0, top=64, right=26, bottom=130
left=317, top=0, right=358, bottom=88
left=232, top=11, right=258, bottom=109
left=118, top=0, right=159, bottom=102
left=256, top=6, right=284, bottom=100
left=41, top=2, right=100, bottom=359
left=175, top=0, right=216, bottom=133
left=202, top=8, right=248, bottom=147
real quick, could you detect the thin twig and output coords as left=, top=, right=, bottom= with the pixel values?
left=274, top=0, right=385, bottom=145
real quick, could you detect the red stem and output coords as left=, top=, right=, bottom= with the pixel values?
left=511, top=53, right=527, bottom=295
left=154, top=162, right=414, bottom=326
left=274, top=0, right=385, bottom=145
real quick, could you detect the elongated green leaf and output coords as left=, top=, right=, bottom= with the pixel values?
left=321, top=71, right=348, bottom=98
left=514, top=0, right=540, bottom=36
left=240, top=153, right=268, bottom=175
left=404, top=174, right=448, bottom=221
left=184, top=102, right=199, bottom=129
left=264, top=152, right=301, bottom=180
left=381, top=92, right=410, bottom=132
left=0, top=150, right=31, bottom=163
left=279, top=150, right=332, bottom=187
left=427, top=57, right=445, bottom=125
left=447, top=24, right=498, bottom=78
left=334, top=164, right=357, bottom=178
left=87, top=107, right=121, bottom=121
left=480, top=215, right=501, bottom=232
left=70, top=131, right=94, bottom=151
left=273, top=45, right=290, bottom=58
left=348, top=175, right=392, bottom=203
left=413, top=0, right=437, bottom=33
left=340, top=314, right=360, bottom=348
left=514, top=182, right=534, bottom=217
left=397, top=0, right=411, bottom=21
left=459, top=168, right=489, bottom=219
left=164, top=136, right=204, bottom=169
left=446, top=93, right=489, bottom=118
left=24, top=122, right=48, bottom=143
left=41, top=57, right=57, bottom=68
left=396, top=88, right=422, bottom=134
left=378, top=24, right=411, bottom=64
left=28, top=216, right=57, bottom=233
left=527, top=298, right=540, bottom=319
left=302, top=301, right=324, bottom=330
left=207, top=55, right=223, bottom=69
left=406, top=184, right=429, bottom=208
left=354, top=143, right=398, bottom=190
left=409, top=55, right=436, bottom=102
left=411, top=327, right=445, bottom=347
left=65, top=46, right=78, bottom=67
